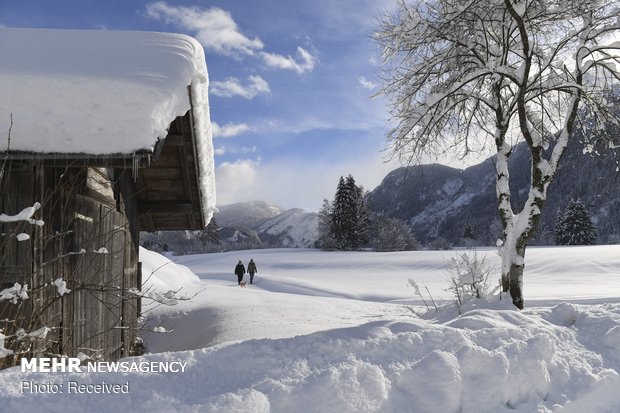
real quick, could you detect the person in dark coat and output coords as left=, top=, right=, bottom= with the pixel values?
left=247, top=258, right=257, bottom=284
left=234, top=260, right=245, bottom=285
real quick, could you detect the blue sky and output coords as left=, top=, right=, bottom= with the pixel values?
left=1, top=0, right=399, bottom=210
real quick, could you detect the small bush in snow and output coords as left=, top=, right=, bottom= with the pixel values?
left=446, top=250, right=497, bottom=312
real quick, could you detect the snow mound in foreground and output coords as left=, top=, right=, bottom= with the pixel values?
left=3, top=248, right=620, bottom=412
left=140, top=246, right=201, bottom=294
left=1, top=302, right=620, bottom=413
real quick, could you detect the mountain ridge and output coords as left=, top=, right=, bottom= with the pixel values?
left=367, top=138, right=620, bottom=246
left=215, top=201, right=318, bottom=249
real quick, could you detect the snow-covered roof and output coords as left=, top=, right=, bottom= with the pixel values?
left=0, top=28, right=216, bottom=225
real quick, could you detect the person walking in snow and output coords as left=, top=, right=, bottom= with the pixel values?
left=234, top=260, right=246, bottom=285
left=247, top=258, right=257, bottom=284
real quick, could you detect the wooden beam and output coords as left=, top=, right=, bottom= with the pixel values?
left=137, top=202, right=193, bottom=215
left=187, top=86, right=205, bottom=228
left=179, top=116, right=197, bottom=229
left=1, top=152, right=152, bottom=168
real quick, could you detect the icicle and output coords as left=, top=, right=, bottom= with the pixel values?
left=132, top=154, right=139, bottom=182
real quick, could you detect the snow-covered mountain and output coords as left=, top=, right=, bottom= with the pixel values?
left=368, top=138, right=620, bottom=246
left=215, top=200, right=284, bottom=229
left=257, top=208, right=319, bottom=248
left=140, top=201, right=318, bottom=254
left=215, top=201, right=318, bottom=249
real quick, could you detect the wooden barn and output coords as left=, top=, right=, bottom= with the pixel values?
left=0, top=28, right=216, bottom=365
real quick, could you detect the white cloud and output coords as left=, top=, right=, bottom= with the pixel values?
left=358, top=76, right=376, bottom=90
left=215, top=159, right=260, bottom=205
left=215, top=153, right=397, bottom=211
left=212, top=121, right=251, bottom=138
left=260, top=47, right=317, bottom=75
left=210, top=75, right=271, bottom=99
left=145, top=2, right=263, bottom=57
left=214, top=145, right=257, bottom=156
left=146, top=2, right=318, bottom=75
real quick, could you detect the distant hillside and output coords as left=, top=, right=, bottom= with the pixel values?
left=257, top=208, right=318, bottom=248
left=216, top=202, right=318, bottom=249
left=368, top=139, right=620, bottom=246
left=141, top=201, right=319, bottom=254
left=215, top=201, right=284, bottom=228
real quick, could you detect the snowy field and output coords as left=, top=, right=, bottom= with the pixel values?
left=1, top=245, right=620, bottom=412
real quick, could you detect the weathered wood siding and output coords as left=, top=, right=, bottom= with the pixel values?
left=0, top=163, right=139, bottom=364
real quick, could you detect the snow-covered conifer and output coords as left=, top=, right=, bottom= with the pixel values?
left=330, top=175, right=369, bottom=250
left=554, top=208, right=566, bottom=246
left=557, top=199, right=597, bottom=245
left=462, top=224, right=475, bottom=240
left=317, top=198, right=336, bottom=250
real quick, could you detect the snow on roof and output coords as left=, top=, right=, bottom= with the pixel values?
left=0, top=27, right=216, bottom=224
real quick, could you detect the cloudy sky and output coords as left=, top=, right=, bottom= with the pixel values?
left=1, top=0, right=401, bottom=211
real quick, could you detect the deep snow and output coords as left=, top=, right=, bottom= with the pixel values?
left=0, top=27, right=217, bottom=224
left=0, top=28, right=205, bottom=155
left=0, top=246, right=619, bottom=412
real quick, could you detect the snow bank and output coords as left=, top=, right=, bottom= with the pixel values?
left=2, top=247, right=620, bottom=412
left=138, top=249, right=209, bottom=312
left=140, top=247, right=201, bottom=294
left=1, top=302, right=619, bottom=412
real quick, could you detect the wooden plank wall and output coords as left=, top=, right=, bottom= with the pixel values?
left=0, top=162, right=140, bottom=365
left=63, top=195, right=121, bottom=359
left=0, top=162, right=34, bottom=283
left=114, top=170, right=140, bottom=358
left=0, top=162, right=36, bottom=366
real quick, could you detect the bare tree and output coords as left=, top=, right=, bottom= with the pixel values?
left=375, top=0, right=620, bottom=308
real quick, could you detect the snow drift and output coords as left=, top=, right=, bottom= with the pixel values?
left=1, top=246, right=619, bottom=412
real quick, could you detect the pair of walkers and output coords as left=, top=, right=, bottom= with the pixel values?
left=234, top=259, right=257, bottom=285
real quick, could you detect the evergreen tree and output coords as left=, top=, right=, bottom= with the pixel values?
left=457, top=222, right=477, bottom=247
left=462, top=223, right=475, bottom=240
left=370, top=214, right=418, bottom=252
left=331, top=176, right=352, bottom=249
left=554, top=208, right=565, bottom=246
left=329, top=175, right=369, bottom=250
left=345, top=175, right=369, bottom=249
left=355, top=189, right=371, bottom=247
left=556, top=199, right=597, bottom=245
left=317, top=198, right=336, bottom=250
